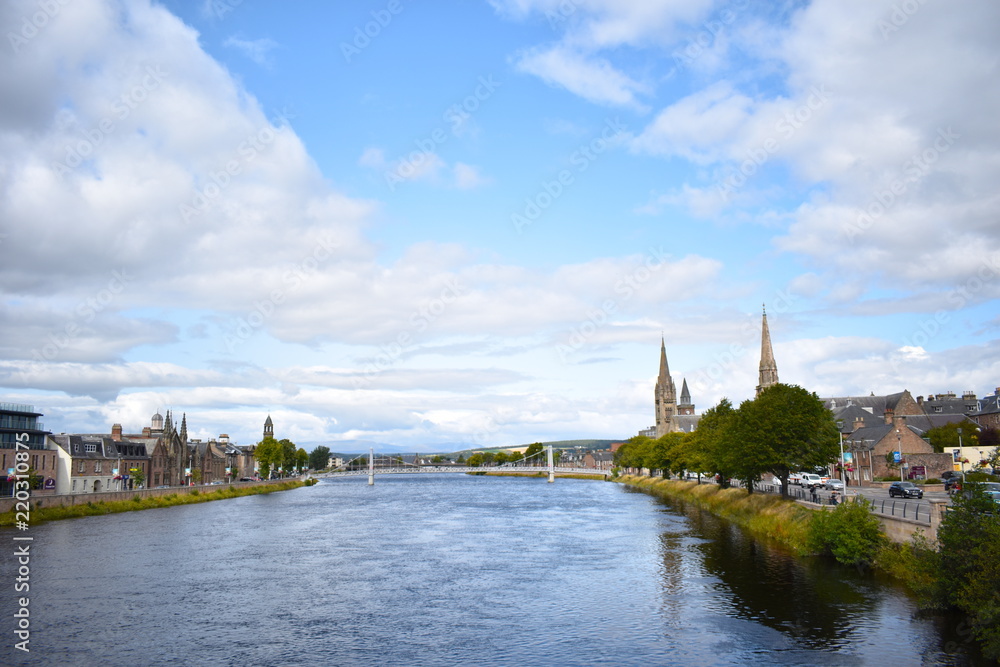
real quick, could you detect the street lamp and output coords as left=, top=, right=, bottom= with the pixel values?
left=896, top=429, right=904, bottom=482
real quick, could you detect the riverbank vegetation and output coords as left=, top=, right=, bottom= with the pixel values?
left=615, top=384, right=840, bottom=499
left=0, top=479, right=315, bottom=527
left=617, top=474, right=1000, bottom=660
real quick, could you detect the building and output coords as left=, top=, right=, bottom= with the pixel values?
left=649, top=339, right=699, bottom=437
left=0, top=403, right=56, bottom=495
left=844, top=416, right=952, bottom=483
left=51, top=433, right=150, bottom=494
left=756, top=306, right=779, bottom=397
left=125, top=411, right=187, bottom=487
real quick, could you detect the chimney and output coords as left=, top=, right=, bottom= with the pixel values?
left=917, top=395, right=923, bottom=406
left=111, top=424, right=122, bottom=441
left=852, top=416, right=865, bottom=431
left=893, top=415, right=907, bottom=431
left=142, top=427, right=151, bottom=436
left=884, top=408, right=894, bottom=425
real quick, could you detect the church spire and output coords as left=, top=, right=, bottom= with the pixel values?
left=756, top=305, right=779, bottom=396
left=180, top=413, right=188, bottom=444
left=654, top=337, right=678, bottom=437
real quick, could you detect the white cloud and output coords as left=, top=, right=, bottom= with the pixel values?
left=514, top=45, right=650, bottom=110
left=223, top=35, right=278, bottom=67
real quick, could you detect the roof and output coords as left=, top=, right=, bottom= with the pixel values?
left=844, top=424, right=921, bottom=450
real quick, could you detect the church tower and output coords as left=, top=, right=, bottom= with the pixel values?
left=263, top=415, right=274, bottom=441
left=678, top=378, right=695, bottom=415
left=654, top=338, right=678, bottom=437
left=756, top=305, right=779, bottom=396
left=179, top=413, right=188, bottom=445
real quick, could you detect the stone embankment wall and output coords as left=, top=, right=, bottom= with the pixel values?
left=0, top=480, right=281, bottom=514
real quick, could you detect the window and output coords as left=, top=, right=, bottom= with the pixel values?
left=95, top=462, right=102, bottom=473
left=78, top=461, right=85, bottom=473
left=72, top=479, right=76, bottom=491
left=85, top=444, right=97, bottom=453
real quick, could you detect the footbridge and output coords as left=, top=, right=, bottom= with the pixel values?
left=314, top=446, right=610, bottom=484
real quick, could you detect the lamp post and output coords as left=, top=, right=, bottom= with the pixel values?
left=896, top=429, right=904, bottom=482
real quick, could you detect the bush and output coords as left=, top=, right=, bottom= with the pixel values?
left=807, top=496, right=887, bottom=569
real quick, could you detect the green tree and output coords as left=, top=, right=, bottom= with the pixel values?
left=456, top=454, right=465, bottom=463
left=309, top=446, right=331, bottom=471
left=278, top=438, right=297, bottom=476
left=925, top=421, right=978, bottom=453
left=431, top=455, right=445, bottom=463
left=614, top=435, right=652, bottom=474
left=130, top=467, right=145, bottom=488
left=255, top=436, right=282, bottom=479
left=733, top=384, right=840, bottom=497
left=687, top=398, right=737, bottom=487
left=935, top=483, right=1000, bottom=659
left=467, top=453, right=484, bottom=467
left=807, top=496, right=887, bottom=568
left=523, top=442, right=545, bottom=461
left=191, top=468, right=202, bottom=485
left=493, top=451, right=510, bottom=465
left=295, top=448, right=309, bottom=472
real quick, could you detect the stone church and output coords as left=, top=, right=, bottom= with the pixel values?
left=644, top=307, right=778, bottom=437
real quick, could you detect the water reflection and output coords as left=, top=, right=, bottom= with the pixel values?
left=645, top=489, right=987, bottom=665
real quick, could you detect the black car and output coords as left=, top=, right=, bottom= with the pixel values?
left=889, top=481, right=923, bottom=499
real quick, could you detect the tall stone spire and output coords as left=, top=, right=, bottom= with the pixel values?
left=654, top=337, right=678, bottom=437
left=678, top=378, right=695, bottom=415
left=756, top=305, right=779, bottom=396
left=179, top=413, right=188, bottom=444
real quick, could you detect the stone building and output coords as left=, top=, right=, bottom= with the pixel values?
left=51, top=433, right=150, bottom=494
left=844, top=416, right=952, bottom=483
left=756, top=306, right=779, bottom=397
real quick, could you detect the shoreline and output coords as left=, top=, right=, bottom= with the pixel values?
left=0, top=479, right=315, bottom=526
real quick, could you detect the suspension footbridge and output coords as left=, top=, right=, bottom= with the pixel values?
left=314, top=446, right=609, bottom=484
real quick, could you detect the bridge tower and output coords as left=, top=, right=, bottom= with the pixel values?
left=368, top=447, right=375, bottom=485
left=547, top=445, right=555, bottom=483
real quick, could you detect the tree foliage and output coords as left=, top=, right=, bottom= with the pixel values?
left=255, top=436, right=281, bottom=479
left=807, top=496, right=886, bottom=568
left=925, top=421, right=978, bottom=453
left=309, top=445, right=331, bottom=471
left=935, top=483, right=1000, bottom=659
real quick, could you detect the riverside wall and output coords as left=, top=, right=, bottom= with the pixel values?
left=0, top=479, right=292, bottom=514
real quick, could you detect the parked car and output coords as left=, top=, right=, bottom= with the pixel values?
left=789, top=472, right=804, bottom=486
left=801, top=473, right=823, bottom=489
left=825, top=479, right=845, bottom=492
left=888, top=481, right=924, bottom=499
left=943, top=472, right=963, bottom=493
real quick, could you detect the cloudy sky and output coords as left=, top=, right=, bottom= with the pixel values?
left=1, top=0, right=998, bottom=452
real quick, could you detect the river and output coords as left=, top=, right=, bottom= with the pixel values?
left=0, top=474, right=986, bottom=665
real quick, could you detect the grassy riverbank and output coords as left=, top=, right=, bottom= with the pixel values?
left=0, top=479, right=314, bottom=527
left=616, top=474, right=816, bottom=554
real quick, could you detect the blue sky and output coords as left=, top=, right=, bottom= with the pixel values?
left=2, top=0, right=999, bottom=452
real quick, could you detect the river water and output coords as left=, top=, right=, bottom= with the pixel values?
left=0, top=475, right=986, bottom=665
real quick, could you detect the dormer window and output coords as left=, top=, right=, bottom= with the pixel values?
left=85, top=444, right=97, bottom=453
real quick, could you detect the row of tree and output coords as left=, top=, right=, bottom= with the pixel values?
left=255, top=437, right=308, bottom=479
left=615, top=383, right=841, bottom=497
